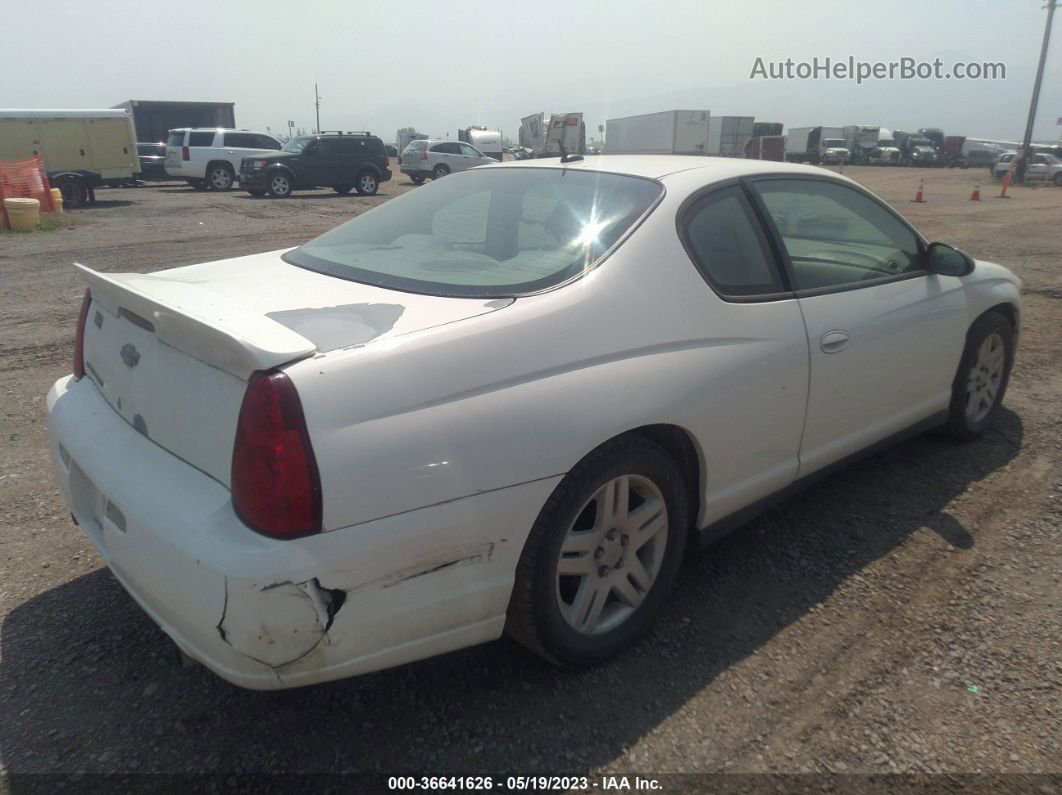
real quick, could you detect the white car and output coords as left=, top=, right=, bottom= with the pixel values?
left=47, top=156, right=1020, bottom=689
left=164, top=128, right=282, bottom=191
left=399, top=138, right=496, bottom=184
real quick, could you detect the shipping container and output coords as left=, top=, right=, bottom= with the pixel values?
left=604, top=110, right=710, bottom=155
left=744, top=135, right=786, bottom=161
left=706, top=116, right=755, bottom=156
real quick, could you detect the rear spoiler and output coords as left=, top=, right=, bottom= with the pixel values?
left=75, top=264, right=316, bottom=379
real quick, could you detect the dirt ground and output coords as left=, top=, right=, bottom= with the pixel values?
left=0, top=167, right=1059, bottom=790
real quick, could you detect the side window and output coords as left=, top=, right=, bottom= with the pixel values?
left=254, top=135, right=281, bottom=150
left=318, top=139, right=338, bottom=155
left=680, top=186, right=786, bottom=297
left=187, top=131, right=215, bottom=147
left=223, top=132, right=249, bottom=148
left=750, top=179, right=921, bottom=292
left=459, top=143, right=479, bottom=156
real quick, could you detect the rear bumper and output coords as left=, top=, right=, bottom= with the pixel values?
left=47, top=374, right=558, bottom=689
left=401, top=166, right=431, bottom=178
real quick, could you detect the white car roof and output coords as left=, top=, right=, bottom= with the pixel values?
left=492, top=154, right=839, bottom=182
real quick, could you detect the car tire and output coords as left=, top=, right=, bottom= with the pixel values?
left=206, top=164, right=234, bottom=191
left=55, top=176, right=89, bottom=208
left=334, top=185, right=353, bottom=195
left=355, top=171, right=379, bottom=195
left=942, top=311, right=1014, bottom=441
left=266, top=171, right=294, bottom=198
left=410, top=175, right=425, bottom=185
left=432, top=164, right=450, bottom=180
left=506, top=435, right=688, bottom=667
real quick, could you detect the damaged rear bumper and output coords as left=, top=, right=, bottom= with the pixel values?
left=47, top=375, right=561, bottom=689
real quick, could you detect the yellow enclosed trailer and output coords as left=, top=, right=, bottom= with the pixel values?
left=0, top=109, right=138, bottom=207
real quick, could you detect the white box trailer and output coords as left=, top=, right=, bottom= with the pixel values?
left=519, top=112, right=586, bottom=157
left=706, top=116, right=755, bottom=156
left=785, top=125, right=846, bottom=163
left=604, top=110, right=710, bottom=155
left=0, top=108, right=138, bottom=207
left=458, top=126, right=503, bottom=161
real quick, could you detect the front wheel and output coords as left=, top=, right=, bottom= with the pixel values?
left=410, top=175, right=425, bottom=185
left=355, top=171, right=379, bottom=195
left=432, top=164, right=450, bottom=180
left=266, top=171, right=294, bottom=198
left=943, top=311, right=1014, bottom=440
left=507, top=436, right=687, bottom=666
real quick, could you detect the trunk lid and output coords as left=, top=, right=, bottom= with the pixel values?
left=77, top=249, right=512, bottom=486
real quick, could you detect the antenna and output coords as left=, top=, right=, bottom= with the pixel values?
left=314, top=83, right=321, bottom=134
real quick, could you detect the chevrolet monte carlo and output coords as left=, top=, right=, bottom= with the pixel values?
left=47, top=156, right=1020, bottom=688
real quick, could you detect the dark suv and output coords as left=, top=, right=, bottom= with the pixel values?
left=239, top=132, right=391, bottom=197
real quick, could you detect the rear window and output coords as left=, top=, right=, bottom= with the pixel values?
left=405, top=140, right=427, bottom=152
left=166, top=131, right=184, bottom=147
left=285, top=168, right=663, bottom=298
left=188, top=132, right=215, bottom=147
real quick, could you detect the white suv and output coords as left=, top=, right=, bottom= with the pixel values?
left=399, top=139, right=496, bottom=184
left=165, top=128, right=282, bottom=190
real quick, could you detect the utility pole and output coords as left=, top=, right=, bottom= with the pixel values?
left=314, top=83, right=321, bottom=134
left=1016, top=1, right=1057, bottom=183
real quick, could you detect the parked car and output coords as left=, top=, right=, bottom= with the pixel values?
left=992, top=152, right=1017, bottom=181
left=503, top=145, right=533, bottom=160
left=1023, top=153, right=1062, bottom=185
left=135, top=142, right=171, bottom=181
left=385, top=145, right=398, bottom=158
left=239, top=133, right=390, bottom=198
left=399, top=139, right=496, bottom=184
left=164, top=128, right=282, bottom=191
left=48, top=156, right=1020, bottom=689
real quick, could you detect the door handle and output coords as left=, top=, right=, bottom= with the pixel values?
left=820, top=330, right=850, bottom=353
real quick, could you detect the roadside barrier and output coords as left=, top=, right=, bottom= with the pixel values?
left=911, top=179, right=926, bottom=203
left=0, top=156, right=54, bottom=229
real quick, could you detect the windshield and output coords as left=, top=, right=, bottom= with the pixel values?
left=285, top=167, right=663, bottom=298
left=283, top=137, right=312, bottom=154
left=824, top=139, right=846, bottom=148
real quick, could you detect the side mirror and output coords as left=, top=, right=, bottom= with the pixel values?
left=926, top=242, right=974, bottom=277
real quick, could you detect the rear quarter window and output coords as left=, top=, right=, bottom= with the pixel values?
left=166, top=131, right=185, bottom=147
left=188, top=132, right=216, bottom=147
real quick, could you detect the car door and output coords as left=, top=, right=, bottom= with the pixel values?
left=747, top=176, right=970, bottom=477
left=457, top=142, right=491, bottom=169
left=677, top=184, right=810, bottom=522
left=298, top=139, right=330, bottom=187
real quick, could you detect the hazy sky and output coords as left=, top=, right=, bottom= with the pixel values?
left=6, top=0, right=1061, bottom=144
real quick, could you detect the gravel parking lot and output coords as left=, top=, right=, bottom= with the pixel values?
left=1, top=167, right=1059, bottom=788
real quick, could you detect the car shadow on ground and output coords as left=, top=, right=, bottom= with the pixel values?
left=0, top=410, right=1022, bottom=778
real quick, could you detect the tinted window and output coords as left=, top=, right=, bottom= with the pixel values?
left=137, top=144, right=165, bottom=156
left=459, top=143, right=480, bottom=157
left=750, top=179, right=921, bottom=292
left=287, top=168, right=662, bottom=297
left=188, top=132, right=215, bottom=147
left=681, top=186, right=785, bottom=297
left=253, top=134, right=281, bottom=150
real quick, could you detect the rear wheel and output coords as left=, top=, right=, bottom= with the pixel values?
left=266, top=171, right=293, bottom=198
left=507, top=436, right=687, bottom=666
left=943, top=311, right=1014, bottom=440
left=410, top=175, right=425, bottom=185
left=55, top=176, right=89, bottom=208
left=355, top=171, right=379, bottom=195
left=206, top=164, right=234, bottom=191
left=432, top=164, right=450, bottom=180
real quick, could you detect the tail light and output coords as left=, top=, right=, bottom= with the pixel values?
left=232, top=370, right=322, bottom=539
left=182, top=146, right=190, bottom=161
left=384, top=153, right=389, bottom=168
left=421, top=147, right=428, bottom=160
left=73, top=289, right=91, bottom=380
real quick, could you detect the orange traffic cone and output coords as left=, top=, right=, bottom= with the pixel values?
left=911, top=179, right=926, bottom=203
left=970, top=184, right=981, bottom=201
left=996, top=172, right=1012, bottom=199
